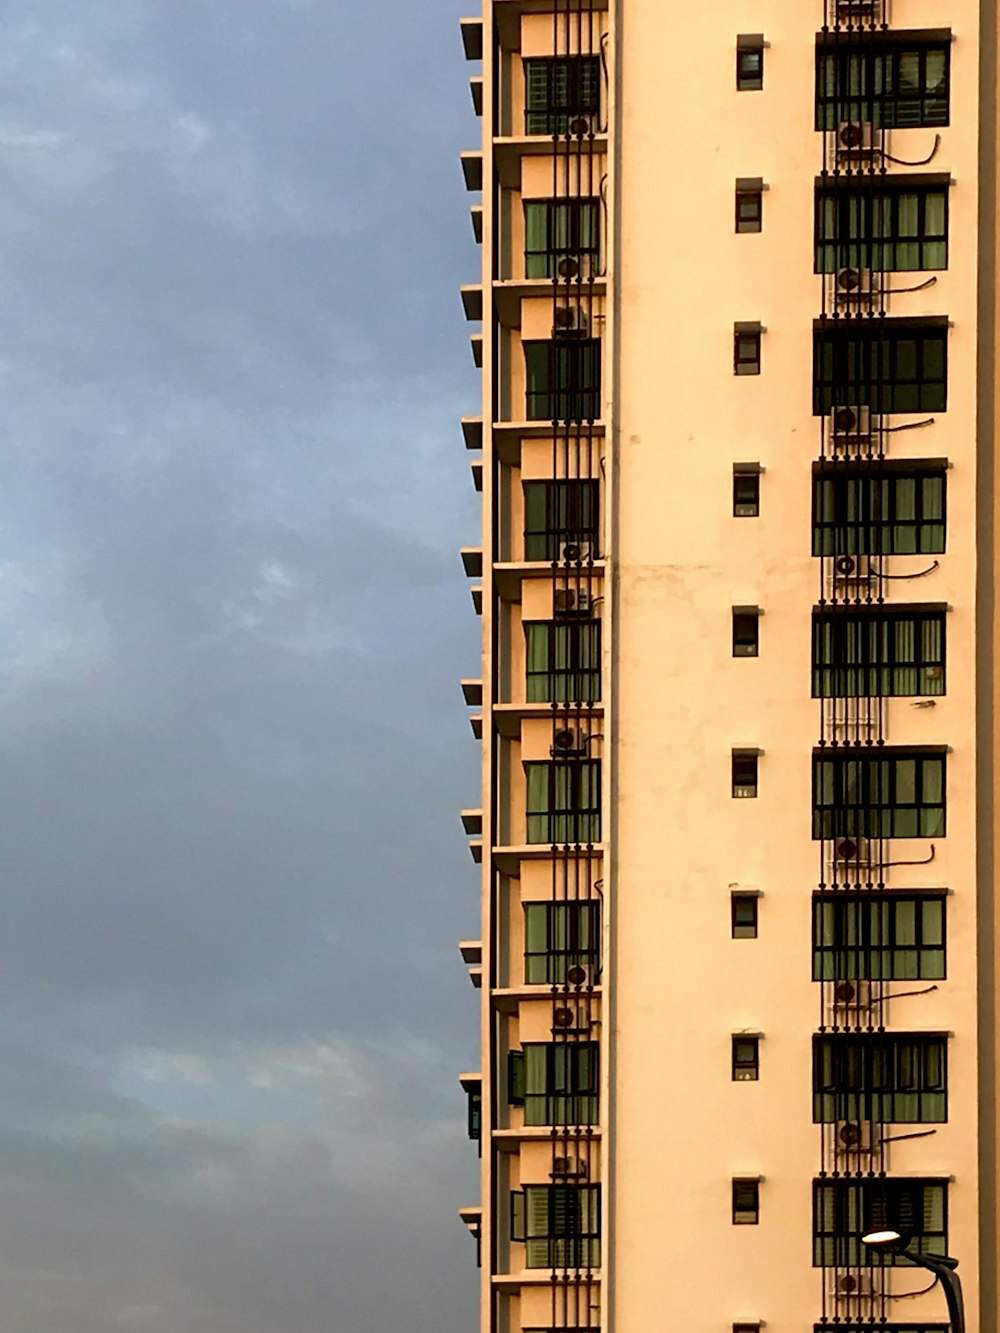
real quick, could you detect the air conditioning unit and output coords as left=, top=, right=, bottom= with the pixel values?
left=830, top=404, right=873, bottom=446
left=837, top=120, right=876, bottom=161
left=551, top=727, right=589, bottom=758
left=829, top=1273, right=875, bottom=1300
left=565, top=962, right=594, bottom=987
left=552, top=306, right=589, bottom=337
left=831, top=834, right=874, bottom=866
left=551, top=1154, right=589, bottom=1178
left=832, top=553, right=875, bottom=587
left=835, top=268, right=874, bottom=305
left=567, top=113, right=597, bottom=137
left=836, top=1121, right=876, bottom=1155
left=833, top=979, right=873, bottom=1010
left=559, top=540, right=592, bottom=564
left=831, top=696, right=878, bottom=742
left=554, top=588, right=593, bottom=617
left=556, top=254, right=584, bottom=280
left=552, top=1001, right=591, bottom=1032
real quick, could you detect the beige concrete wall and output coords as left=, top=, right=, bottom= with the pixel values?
left=609, top=1, right=983, bottom=1332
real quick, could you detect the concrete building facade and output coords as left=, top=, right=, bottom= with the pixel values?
left=456, top=3, right=1000, bottom=1332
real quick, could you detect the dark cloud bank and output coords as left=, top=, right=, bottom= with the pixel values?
left=0, top=2, right=481, bottom=1328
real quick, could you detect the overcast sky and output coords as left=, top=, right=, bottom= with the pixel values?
left=0, top=3, right=481, bottom=1329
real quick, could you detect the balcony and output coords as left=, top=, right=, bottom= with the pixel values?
left=494, top=133, right=607, bottom=190
left=459, top=16, right=483, bottom=61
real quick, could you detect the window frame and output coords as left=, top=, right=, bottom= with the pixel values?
left=524, top=56, right=601, bottom=136
left=732, top=1035, right=760, bottom=1081
left=732, top=1179, right=761, bottom=1225
left=812, top=463, right=947, bottom=557
left=733, top=469, right=761, bottom=517
left=815, top=178, right=950, bottom=274
left=518, top=1041, right=600, bottom=1126
left=524, top=900, right=601, bottom=985
left=525, top=620, right=602, bottom=704
left=524, top=197, right=601, bottom=279
left=815, top=35, right=951, bottom=130
left=736, top=186, right=763, bottom=233
left=812, top=747, right=946, bottom=840
left=813, top=1032, right=948, bottom=1124
left=812, top=1177, right=948, bottom=1267
left=510, top=1184, right=601, bottom=1269
left=525, top=759, right=602, bottom=845
left=734, top=326, right=762, bottom=376
left=733, top=608, right=761, bottom=659
left=732, top=893, right=760, bottom=940
left=732, top=751, right=759, bottom=798
left=813, top=320, right=948, bottom=416
left=812, top=607, right=946, bottom=698
left=524, top=338, right=602, bottom=423
left=523, top=479, right=601, bottom=563
left=812, top=891, right=946, bottom=982
left=737, top=41, right=764, bottom=91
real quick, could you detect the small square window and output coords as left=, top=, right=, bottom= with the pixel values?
left=732, top=1179, right=760, bottom=1224
left=732, top=751, right=758, bottom=798
left=736, top=188, right=762, bottom=233
left=733, top=470, right=760, bottom=517
left=733, top=608, right=760, bottom=658
left=734, top=326, right=761, bottom=376
left=731, top=894, right=759, bottom=939
left=736, top=44, right=764, bottom=91
left=732, top=1036, right=760, bottom=1080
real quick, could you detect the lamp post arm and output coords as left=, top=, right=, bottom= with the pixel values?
left=902, top=1251, right=965, bottom=1333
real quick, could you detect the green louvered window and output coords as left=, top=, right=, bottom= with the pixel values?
left=812, top=749, right=945, bottom=839
left=524, top=901, right=600, bottom=984
left=511, top=1185, right=601, bottom=1268
left=816, top=182, right=948, bottom=273
left=525, top=58, right=600, bottom=135
left=508, top=1042, right=599, bottom=1125
left=812, top=466, right=946, bottom=557
left=812, top=609, right=945, bottom=698
left=813, top=1179, right=947, bottom=1267
left=813, top=1033, right=947, bottom=1123
left=813, top=893, right=946, bottom=981
left=526, top=760, right=601, bottom=845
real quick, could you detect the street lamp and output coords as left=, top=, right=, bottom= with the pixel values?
left=861, top=1228, right=966, bottom=1333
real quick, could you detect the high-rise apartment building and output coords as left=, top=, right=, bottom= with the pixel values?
left=455, top=4, right=999, bottom=1333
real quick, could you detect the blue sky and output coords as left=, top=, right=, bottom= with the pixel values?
left=0, top=2, right=481, bottom=1328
